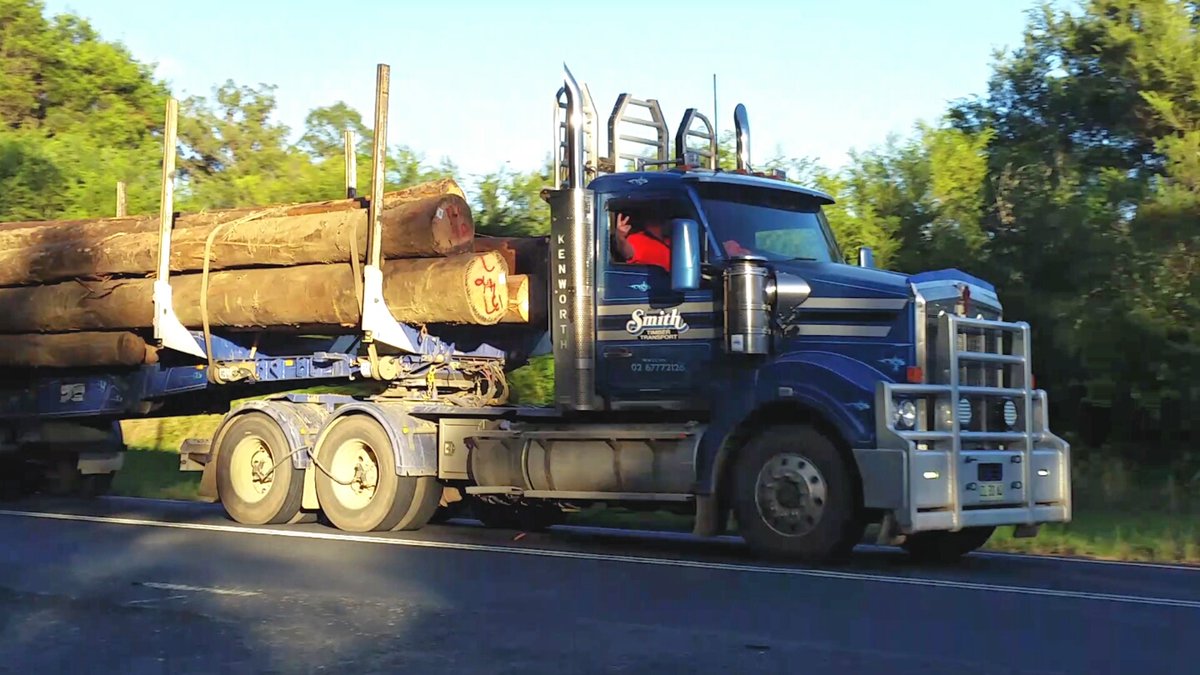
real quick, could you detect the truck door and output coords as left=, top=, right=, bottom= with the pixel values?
left=594, top=194, right=718, bottom=409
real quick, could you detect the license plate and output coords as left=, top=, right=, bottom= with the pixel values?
left=978, top=482, right=1004, bottom=501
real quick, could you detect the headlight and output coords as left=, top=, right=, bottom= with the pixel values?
left=892, top=399, right=917, bottom=429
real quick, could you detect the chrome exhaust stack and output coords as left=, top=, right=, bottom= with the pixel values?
left=733, top=103, right=751, bottom=172
left=547, top=65, right=599, bottom=411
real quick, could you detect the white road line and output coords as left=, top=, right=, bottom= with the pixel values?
left=124, top=594, right=186, bottom=606
left=98, top=496, right=1200, bottom=573
left=3, top=508, right=1199, bottom=611
left=137, top=581, right=260, bottom=597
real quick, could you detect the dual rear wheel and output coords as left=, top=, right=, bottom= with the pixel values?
left=216, top=413, right=440, bottom=532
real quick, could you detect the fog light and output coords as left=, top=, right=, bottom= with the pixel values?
left=1036, top=469, right=1050, bottom=477
left=892, top=399, right=917, bottom=429
left=923, top=471, right=940, bottom=480
left=1003, top=399, right=1019, bottom=428
left=957, top=397, right=973, bottom=426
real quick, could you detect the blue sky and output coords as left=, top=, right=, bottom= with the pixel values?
left=46, top=0, right=1037, bottom=183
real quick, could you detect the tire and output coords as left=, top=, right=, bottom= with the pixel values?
left=732, top=424, right=864, bottom=563
left=902, top=526, right=995, bottom=563
left=78, top=472, right=115, bottom=498
left=215, top=413, right=304, bottom=525
left=44, top=458, right=82, bottom=496
left=314, top=416, right=439, bottom=533
left=42, top=456, right=115, bottom=499
left=390, top=476, right=443, bottom=531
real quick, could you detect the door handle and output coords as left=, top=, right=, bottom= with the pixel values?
left=604, top=348, right=633, bottom=359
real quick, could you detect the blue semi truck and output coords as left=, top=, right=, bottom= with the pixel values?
left=0, top=65, right=1071, bottom=562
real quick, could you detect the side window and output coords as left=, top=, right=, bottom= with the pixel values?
left=602, top=196, right=698, bottom=272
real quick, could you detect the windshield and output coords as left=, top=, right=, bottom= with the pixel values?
left=695, top=182, right=839, bottom=263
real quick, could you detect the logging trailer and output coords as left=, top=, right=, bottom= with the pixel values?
left=0, top=64, right=1072, bottom=562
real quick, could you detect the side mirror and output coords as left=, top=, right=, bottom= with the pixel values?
left=670, top=218, right=701, bottom=291
left=858, top=246, right=875, bottom=268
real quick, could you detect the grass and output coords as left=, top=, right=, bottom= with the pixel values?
left=112, top=413, right=1200, bottom=564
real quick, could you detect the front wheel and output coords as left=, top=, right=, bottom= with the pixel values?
left=732, top=425, right=864, bottom=563
left=901, top=526, right=995, bottom=563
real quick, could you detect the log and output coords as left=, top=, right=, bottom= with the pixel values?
left=0, top=332, right=156, bottom=368
left=0, top=251, right=509, bottom=333
left=473, top=239, right=516, bottom=273
left=472, top=235, right=548, bottom=275
left=498, top=274, right=548, bottom=325
left=501, top=275, right=529, bottom=323
left=0, top=178, right=466, bottom=233
left=0, top=188, right=475, bottom=287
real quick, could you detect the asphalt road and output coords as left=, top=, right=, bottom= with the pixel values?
left=0, top=497, right=1192, bottom=674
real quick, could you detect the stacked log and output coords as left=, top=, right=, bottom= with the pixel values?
left=0, top=178, right=528, bottom=368
left=474, top=236, right=549, bottom=327
left=0, top=251, right=510, bottom=333
left=0, top=183, right=474, bottom=287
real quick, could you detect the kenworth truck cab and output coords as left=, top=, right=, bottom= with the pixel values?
left=529, top=66, right=1072, bottom=560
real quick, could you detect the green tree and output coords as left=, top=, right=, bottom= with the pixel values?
left=0, top=0, right=169, bottom=220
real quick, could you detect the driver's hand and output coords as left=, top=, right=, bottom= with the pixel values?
left=616, top=213, right=632, bottom=237
left=723, top=239, right=751, bottom=256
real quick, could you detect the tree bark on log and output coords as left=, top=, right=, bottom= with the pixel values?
left=0, top=332, right=156, bottom=368
left=0, top=191, right=474, bottom=287
left=0, top=251, right=509, bottom=333
left=0, top=178, right=466, bottom=234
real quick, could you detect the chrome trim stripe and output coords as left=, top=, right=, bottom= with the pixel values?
left=799, top=297, right=908, bottom=310
left=597, top=301, right=718, bottom=316
left=785, top=325, right=892, bottom=337
left=597, top=328, right=718, bottom=341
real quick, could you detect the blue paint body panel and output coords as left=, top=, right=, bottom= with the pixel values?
left=585, top=169, right=991, bottom=495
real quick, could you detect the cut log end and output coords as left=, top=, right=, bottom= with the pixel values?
left=500, top=274, right=530, bottom=323
left=463, top=252, right=510, bottom=325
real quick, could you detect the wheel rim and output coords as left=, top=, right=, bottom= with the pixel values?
left=754, top=452, right=827, bottom=537
left=228, top=436, right=275, bottom=504
left=329, top=440, right=380, bottom=511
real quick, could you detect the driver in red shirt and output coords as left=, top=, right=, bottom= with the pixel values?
left=613, top=212, right=672, bottom=271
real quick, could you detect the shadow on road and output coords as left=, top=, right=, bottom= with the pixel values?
left=0, top=498, right=1193, bottom=675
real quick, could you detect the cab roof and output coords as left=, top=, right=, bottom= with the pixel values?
left=588, top=169, right=835, bottom=205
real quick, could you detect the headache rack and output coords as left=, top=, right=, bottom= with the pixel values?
left=553, top=65, right=720, bottom=189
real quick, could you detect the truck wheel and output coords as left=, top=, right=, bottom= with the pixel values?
left=78, top=472, right=115, bottom=498
left=733, top=425, right=864, bottom=563
left=45, top=458, right=83, bottom=496
left=901, top=526, right=995, bottom=563
left=215, top=413, right=304, bottom=526
left=390, top=476, right=443, bottom=532
left=314, top=416, right=437, bottom=533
